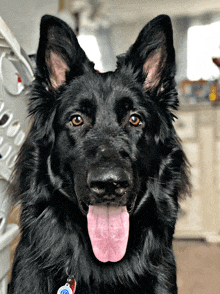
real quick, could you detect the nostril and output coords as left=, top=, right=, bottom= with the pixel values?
left=90, top=181, right=106, bottom=195
left=114, top=181, right=130, bottom=195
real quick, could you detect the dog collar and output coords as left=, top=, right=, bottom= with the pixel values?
left=57, top=277, right=76, bottom=294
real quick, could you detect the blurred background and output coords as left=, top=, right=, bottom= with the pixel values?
left=1, top=0, right=220, bottom=293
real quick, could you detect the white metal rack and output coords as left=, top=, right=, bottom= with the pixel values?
left=0, top=16, right=34, bottom=293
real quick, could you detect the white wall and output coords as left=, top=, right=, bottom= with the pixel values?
left=0, top=0, right=58, bottom=54
left=110, top=20, right=151, bottom=58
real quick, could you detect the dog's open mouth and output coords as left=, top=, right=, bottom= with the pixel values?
left=87, top=205, right=129, bottom=263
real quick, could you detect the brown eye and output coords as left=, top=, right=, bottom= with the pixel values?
left=129, top=114, right=142, bottom=126
left=72, top=115, right=83, bottom=126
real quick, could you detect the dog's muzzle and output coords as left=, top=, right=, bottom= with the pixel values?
left=85, top=167, right=133, bottom=263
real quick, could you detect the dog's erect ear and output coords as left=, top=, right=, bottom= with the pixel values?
left=36, top=15, right=93, bottom=89
left=119, top=15, right=175, bottom=94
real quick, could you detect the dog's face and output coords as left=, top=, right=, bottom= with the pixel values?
left=53, top=72, right=159, bottom=209
left=19, top=15, right=189, bottom=264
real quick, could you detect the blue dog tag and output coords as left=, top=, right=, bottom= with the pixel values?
left=57, top=285, right=73, bottom=294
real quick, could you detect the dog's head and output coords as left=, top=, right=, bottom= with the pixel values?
left=14, top=15, right=190, bottom=264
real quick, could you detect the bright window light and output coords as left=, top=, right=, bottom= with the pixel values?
left=78, top=35, right=103, bottom=71
left=187, top=22, right=220, bottom=81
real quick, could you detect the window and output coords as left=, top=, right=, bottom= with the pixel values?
left=78, top=35, right=103, bottom=71
left=187, top=22, right=220, bottom=81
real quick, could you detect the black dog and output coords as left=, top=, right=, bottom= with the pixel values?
left=9, top=14, right=190, bottom=294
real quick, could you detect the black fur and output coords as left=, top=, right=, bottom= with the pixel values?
left=9, top=14, right=190, bottom=294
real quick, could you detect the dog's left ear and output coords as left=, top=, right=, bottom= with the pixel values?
left=36, top=15, right=93, bottom=89
left=119, top=15, right=175, bottom=95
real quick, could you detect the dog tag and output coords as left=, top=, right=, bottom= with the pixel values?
left=57, top=277, right=76, bottom=294
left=57, top=285, right=73, bottom=294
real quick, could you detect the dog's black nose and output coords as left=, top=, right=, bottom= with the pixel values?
left=87, top=167, right=131, bottom=197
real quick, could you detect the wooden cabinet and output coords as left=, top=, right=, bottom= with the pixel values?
left=174, top=105, right=220, bottom=242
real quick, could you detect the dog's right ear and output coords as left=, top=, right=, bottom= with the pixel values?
left=36, top=15, right=93, bottom=89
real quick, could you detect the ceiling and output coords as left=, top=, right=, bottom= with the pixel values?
left=98, top=0, right=220, bottom=22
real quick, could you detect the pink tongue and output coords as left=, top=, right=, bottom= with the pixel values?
left=87, top=205, right=129, bottom=263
